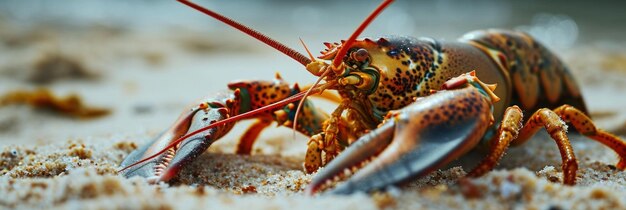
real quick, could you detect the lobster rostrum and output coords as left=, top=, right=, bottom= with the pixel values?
left=120, top=0, right=626, bottom=195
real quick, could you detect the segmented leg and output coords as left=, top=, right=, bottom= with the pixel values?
left=467, top=106, right=524, bottom=177
left=516, top=108, right=578, bottom=184
left=552, top=105, right=626, bottom=169
left=469, top=104, right=626, bottom=185
left=305, top=134, right=324, bottom=173
left=471, top=107, right=578, bottom=184
left=236, top=117, right=272, bottom=155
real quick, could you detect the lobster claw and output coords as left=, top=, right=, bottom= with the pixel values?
left=306, top=88, right=492, bottom=195
left=120, top=96, right=233, bottom=183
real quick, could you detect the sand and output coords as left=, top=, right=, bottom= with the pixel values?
left=2, top=2, right=626, bottom=209
left=2, top=134, right=626, bottom=210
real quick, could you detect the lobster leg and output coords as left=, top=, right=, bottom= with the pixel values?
left=236, top=117, right=272, bottom=155
left=466, top=106, right=524, bottom=178
left=506, top=107, right=579, bottom=184
left=465, top=104, right=626, bottom=185
left=553, top=105, right=626, bottom=169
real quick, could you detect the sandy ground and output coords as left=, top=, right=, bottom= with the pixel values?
left=2, top=2, right=626, bottom=209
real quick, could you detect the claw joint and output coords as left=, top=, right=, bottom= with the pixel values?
left=306, top=60, right=329, bottom=76
left=442, top=71, right=501, bottom=104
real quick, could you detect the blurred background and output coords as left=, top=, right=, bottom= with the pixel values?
left=2, top=0, right=626, bottom=45
left=0, top=0, right=625, bottom=147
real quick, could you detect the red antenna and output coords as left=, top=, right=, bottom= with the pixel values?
left=178, top=0, right=312, bottom=66
left=331, top=0, right=394, bottom=69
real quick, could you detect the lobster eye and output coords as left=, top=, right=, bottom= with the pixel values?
left=352, top=48, right=369, bottom=62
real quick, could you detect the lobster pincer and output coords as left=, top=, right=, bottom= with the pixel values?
left=119, top=91, right=239, bottom=183
left=119, top=75, right=331, bottom=183
left=306, top=72, right=503, bottom=195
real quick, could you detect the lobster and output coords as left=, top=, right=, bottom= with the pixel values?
left=119, top=0, right=626, bottom=195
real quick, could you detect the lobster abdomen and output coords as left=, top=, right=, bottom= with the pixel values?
left=459, top=29, right=587, bottom=114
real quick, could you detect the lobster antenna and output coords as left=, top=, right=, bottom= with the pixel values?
left=178, top=0, right=312, bottom=66
left=292, top=68, right=331, bottom=138
left=332, top=0, right=395, bottom=68
left=299, top=38, right=316, bottom=61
